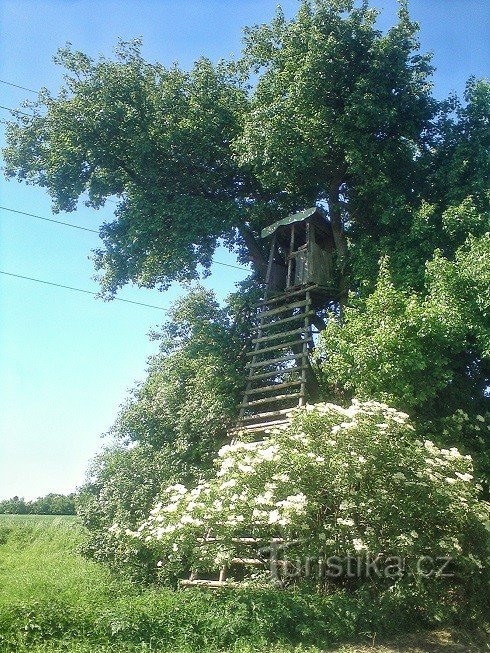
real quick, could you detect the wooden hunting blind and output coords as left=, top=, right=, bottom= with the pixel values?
left=262, top=206, right=334, bottom=296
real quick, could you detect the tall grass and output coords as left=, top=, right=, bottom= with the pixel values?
left=0, top=516, right=485, bottom=653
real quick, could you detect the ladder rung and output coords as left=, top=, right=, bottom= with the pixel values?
left=246, top=354, right=298, bottom=369
left=257, top=311, right=316, bottom=331
left=181, top=579, right=239, bottom=588
left=259, top=299, right=309, bottom=319
left=241, top=408, right=295, bottom=422
left=231, top=558, right=265, bottom=566
left=238, top=418, right=291, bottom=432
left=256, top=286, right=318, bottom=307
left=244, top=380, right=302, bottom=396
left=198, top=537, right=285, bottom=544
left=252, top=327, right=308, bottom=345
left=248, top=365, right=307, bottom=382
left=240, top=392, right=302, bottom=409
left=229, top=558, right=292, bottom=567
left=246, top=337, right=312, bottom=358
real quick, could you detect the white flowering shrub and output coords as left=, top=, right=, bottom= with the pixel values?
left=116, top=401, right=488, bottom=587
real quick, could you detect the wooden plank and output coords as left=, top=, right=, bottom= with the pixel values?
left=256, top=311, right=315, bottom=331
left=246, top=337, right=312, bottom=358
left=248, top=365, right=307, bottom=382
left=259, top=299, right=309, bottom=319
left=245, top=354, right=298, bottom=369
left=240, top=392, right=302, bottom=409
left=230, top=558, right=291, bottom=567
left=197, top=537, right=285, bottom=544
left=252, top=327, right=308, bottom=345
left=241, top=408, right=295, bottom=422
left=299, top=290, right=310, bottom=407
left=256, top=285, right=318, bottom=307
left=244, top=380, right=302, bottom=396
left=238, top=418, right=291, bottom=431
left=180, top=579, right=239, bottom=588
left=231, top=558, right=265, bottom=566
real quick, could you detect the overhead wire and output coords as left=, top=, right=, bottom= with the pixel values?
left=0, top=270, right=171, bottom=312
left=0, top=104, right=33, bottom=117
left=0, top=79, right=37, bottom=94
left=0, top=206, right=98, bottom=233
left=1, top=77, right=251, bottom=274
left=0, top=205, right=250, bottom=271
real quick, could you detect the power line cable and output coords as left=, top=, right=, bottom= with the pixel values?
left=0, top=205, right=250, bottom=271
left=0, top=270, right=171, bottom=312
left=0, top=104, right=33, bottom=117
left=0, top=205, right=98, bottom=233
left=1, top=76, right=251, bottom=273
left=0, top=79, right=37, bottom=94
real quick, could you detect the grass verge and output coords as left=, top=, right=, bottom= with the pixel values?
left=0, top=515, right=487, bottom=652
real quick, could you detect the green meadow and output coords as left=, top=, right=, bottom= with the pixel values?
left=0, top=515, right=486, bottom=653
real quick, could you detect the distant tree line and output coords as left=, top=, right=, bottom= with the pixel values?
left=0, top=493, right=76, bottom=515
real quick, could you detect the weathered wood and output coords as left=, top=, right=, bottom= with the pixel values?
left=197, top=537, right=285, bottom=544
left=251, top=327, right=308, bottom=345
left=264, top=231, right=277, bottom=299
left=246, top=337, right=312, bottom=358
left=181, top=579, right=239, bottom=588
left=238, top=418, right=290, bottom=431
left=244, top=380, right=302, bottom=396
left=256, top=285, right=319, bottom=307
left=240, top=392, right=302, bottom=409
left=231, top=558, right=265, bottom=566
left=259, top=299, right=309, bottom=319
left=231, top=418, right=291, bottom=434
left=247, top=365, right=307, bottom=382
left=300, top=290, right=311, bottom=407
left=245, top=354, right=299, bottom=369
left=241, top=408, right=295, bottom=422
left=256, top=311, right=316, bottom=331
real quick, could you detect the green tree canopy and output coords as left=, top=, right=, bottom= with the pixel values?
left=4, top=1, right=441, bottom=296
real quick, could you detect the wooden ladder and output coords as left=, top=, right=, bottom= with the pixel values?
left=235, top=287, right=314, bottom=437
left=181, top=286, right=319, bottom=589
left=181, top=536, right=289, bottom=588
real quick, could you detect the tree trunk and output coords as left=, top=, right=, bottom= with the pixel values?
left=328, top=163, right=349, bottom=260
left=238, top=222, right=269, bottom=278
left=328, top=163, right=349, bottom=303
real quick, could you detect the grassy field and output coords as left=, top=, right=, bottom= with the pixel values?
left=0, top=515, right=487, bottom=653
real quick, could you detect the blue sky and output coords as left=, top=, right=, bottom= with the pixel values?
left=0, top=0, right=488, bottom=500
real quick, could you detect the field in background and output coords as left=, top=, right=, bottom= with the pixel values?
left=0, top=515, right=486, bottom=653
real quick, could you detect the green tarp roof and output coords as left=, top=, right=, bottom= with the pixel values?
left=261, top=206, right=324, bottom=239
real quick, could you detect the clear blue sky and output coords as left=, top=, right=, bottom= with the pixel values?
left=0, top=0, right=488, bottom=500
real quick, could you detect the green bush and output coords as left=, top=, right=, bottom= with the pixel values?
left=118, top=401, right=488, bottom=622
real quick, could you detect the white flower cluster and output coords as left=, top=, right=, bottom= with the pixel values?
left=112, top=400, right=483, bottom=575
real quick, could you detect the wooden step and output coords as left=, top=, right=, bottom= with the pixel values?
left=246, top=354, right=299, bottom=369
left=232, top=418, right=291, bottom=434
left=252, top=327, right=308, bottom=345
left=258, top=299, right=309, bottom=319
left=256, top=286, right=318, bottom=307
left=230, top=558, right=265, bottom=566
left=230, top=558, right=290, bottom=567
left=198, top=536, right=285, bottom=544
left=247, top=365, right=307, bottom=382
left=244, top=380, right=302, bottom=396
left=246, top=337, right=312, bottom=358
left=241, top=408, right=295, bottom=423
left=256, top=311, right=315, bottom=331
left=240, top=392, right=302, bottom=409
left=181, top=579, right=239, bottom=588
